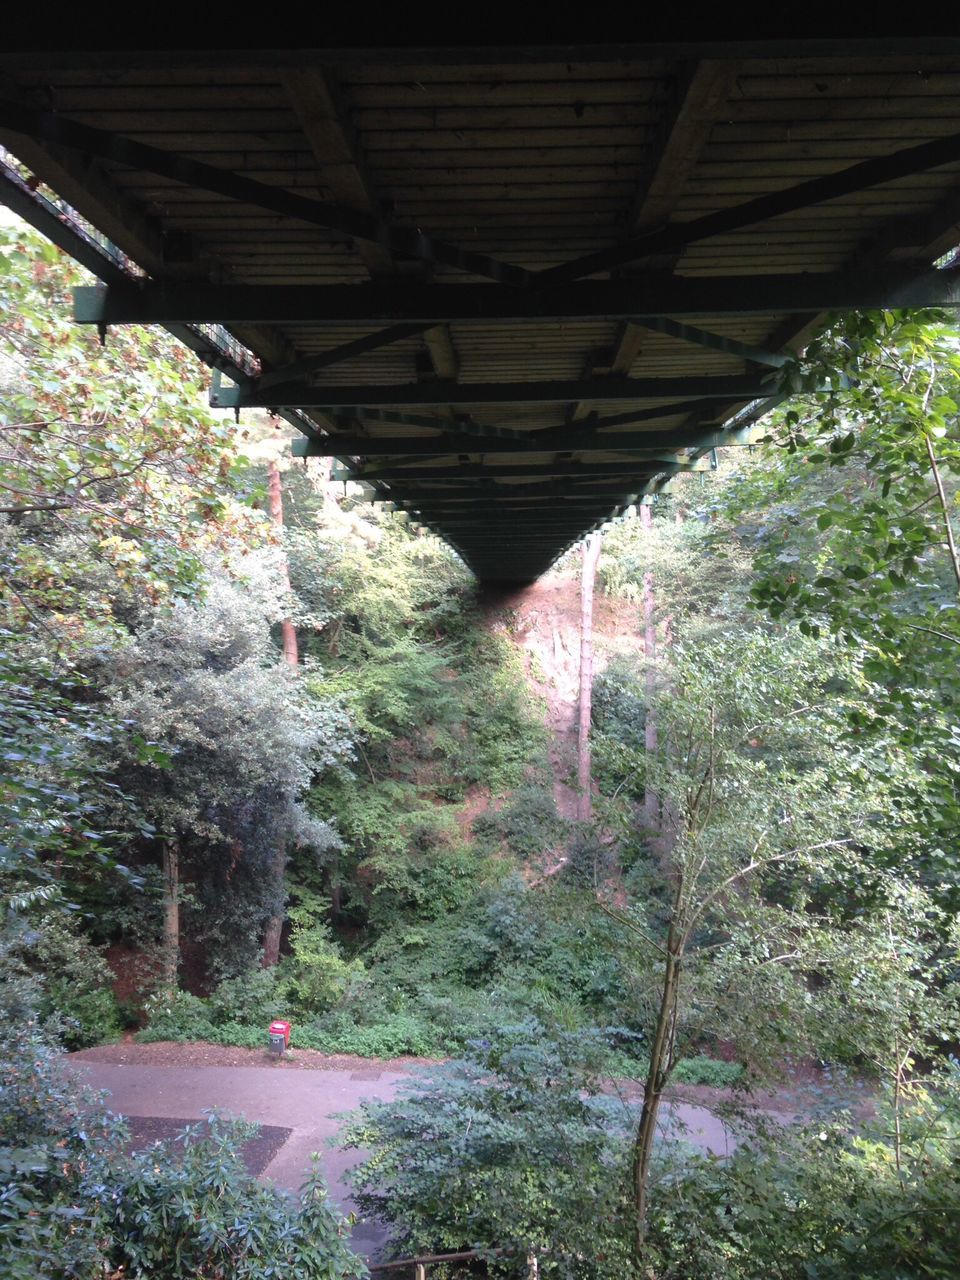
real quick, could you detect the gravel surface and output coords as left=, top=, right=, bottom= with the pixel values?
left=123, top=1115, right=292, bottom=1177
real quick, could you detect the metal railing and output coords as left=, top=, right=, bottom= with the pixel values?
left=368, top=1247, right=540, bottom=1278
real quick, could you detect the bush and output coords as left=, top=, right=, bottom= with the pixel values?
left=340, top=1022, right=635, bottom=1278
left=671, top=1056, right=743, bottom=1088
left=25, top=913, right=122, bottom=1049
left=0, top=1031, right=367, bottom=1279
left=644, top=1083, right=960, bottom=1280
left=0, top=1030, right=125, bottom=1279
left=138, top=989, right=218, bottom=1042
left=473, top=784, right=567, bottom=861
left=208, top=966, right=286, bottom=1025
left=280, top=892, right=367, bottom=1015
left=110, top=1114, right=366, bottom=1279
left=306, top=1011, right=438, bottom=1058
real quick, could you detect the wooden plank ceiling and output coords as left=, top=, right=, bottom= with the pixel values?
left=2, top=43, right=960, bottom=581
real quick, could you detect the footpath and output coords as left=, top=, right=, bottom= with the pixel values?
left=66, top=1051, right=737, bottom=1259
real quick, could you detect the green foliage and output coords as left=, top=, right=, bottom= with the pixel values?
left=598, top=511, right=752, bottom=630
left=0, top=1031, right=366, bottom=1279
left=0, top=1031, right=126, bottom=1279
left=473, top=784, right=566, bottom=860
left=739, top=311, right=960, bottom=678
left=669, top=1056, right=742, bottom=1088
left=644, top=1083, right=960, bottom=1279
left=341, top=1023, right=635, bottom=1278
left=299, top=532, right=547, bottom=936
left=0, top=220, right=261, bottom=636
left=110, top=1115, right=366, bottom=1279
left=25, top=911, right=122, bottom=1048
left=103, top=574, right=347, bottom=975
left=0, top=639, right=144, bottom=897
left=281, top=891, right=366, bottom=1014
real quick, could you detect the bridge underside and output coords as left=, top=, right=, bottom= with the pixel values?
left=3, top=41, right=960, bottom=580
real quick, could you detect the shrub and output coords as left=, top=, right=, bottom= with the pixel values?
left=472, top=784, right=567, bottom=861
left=208, top=966, right=286, bottom=1025
left=340, top=1022, right=635, bottom=1278
left=0, top=1031, right=367, bottom=1279
left=109, top=1114, right=366, bottom=1279
left=644, top=1083, right=960, bottom=1280
left=138, top=988, right=217, bottom=1042
left=280, top=892, right=367, bottom=1015
left=26, top=913, right=122, bottom=1049
left=671, top=1056, right=743, bottom=1088
left=0, top=1030, right=124, bottom=1279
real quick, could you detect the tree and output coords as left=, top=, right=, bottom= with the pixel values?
left=341, top=1022, right=633, bottom=1278
left=595, top=622, right=940, bottom=1257
left=715, top=310, right=960, bottom=908
left=102, top=573, right=349, bottom=982
left=0, top=215, right=263, bottom=906
left=733, top=308, right=960, bottom=694
left=0, top=219, right=261, bottom=637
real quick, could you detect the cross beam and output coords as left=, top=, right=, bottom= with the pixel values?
left=0, top=98, right=527, bottom=287
left=290, top=424, right=763, bottom=457
left=538, top=127, right=960, bottom=284
left=74, top=267, right=960, bottom=329
left=354, top=460, right=684, bottom=481
left=215, top=374, right=775, bottom=410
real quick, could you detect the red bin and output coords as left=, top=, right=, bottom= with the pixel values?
left=268, top=1019, right=292, bottom=1055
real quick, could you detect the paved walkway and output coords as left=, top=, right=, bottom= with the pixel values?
left=65, top=1060, right=736, bottom=1259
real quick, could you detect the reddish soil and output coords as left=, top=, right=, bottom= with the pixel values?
left=479, top=567, right=641, bottom=884
left=455, top=783, right=493, bottom=840
left=70, top=1038, right=443, bottom=1073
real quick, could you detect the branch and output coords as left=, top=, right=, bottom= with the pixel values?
left=690, top=839, right=854, bottom=929
left=0, top=502, right=79, bottom=514
left=924, top=428, right=960, bottom=596
left=595, top=898, right=668, bottom=958
left=900, top=622, right=960, bottom=648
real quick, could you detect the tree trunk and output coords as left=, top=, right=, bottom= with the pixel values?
left=161, top=838, right=180, bottom=990
left=577, top=533, right=603, bottom=821
left=262, top=460, right=298, bottom=968
left=640, top=503, right=659, bottom=830
left=632, top=936, right=682, bottom=1258
left=268, top=459, right=299, bottom=666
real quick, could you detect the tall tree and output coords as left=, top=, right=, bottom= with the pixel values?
left=262, top=460, right=299, bottom=966
left=578, top=533, right=602, bottom=821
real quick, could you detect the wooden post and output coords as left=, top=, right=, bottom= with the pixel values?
left=262, top=460, right=298, bottom=968
left=414, top=1266, right=427, bottom=1280
left=640, top=503, right=658, bottom=830
left=527, top=1252, right=540, bottom=1279
left=578, top=533, right=603, bottom=822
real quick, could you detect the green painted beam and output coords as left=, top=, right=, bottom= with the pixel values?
left=633, top=316, right=788, bottom=368
left=217, top=374, right=775, bottom=410
left=258, top=323, right=432, bottom=390
left=74, top=265, right=960, bottom=327
left=291, top=422, right=766, bottom=458
left=355, top=460, right=682, bottom=481
left=538, top=127, right=960, bottom=284
left=0, top=99, right=525, bottom=288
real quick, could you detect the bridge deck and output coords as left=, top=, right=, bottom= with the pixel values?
left=3, top=42, right=960, bottom=578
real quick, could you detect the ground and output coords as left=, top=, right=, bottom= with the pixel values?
left=481, top=566, right=640, bottom=878
left=68, top=1039, right=773, bottom=1261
